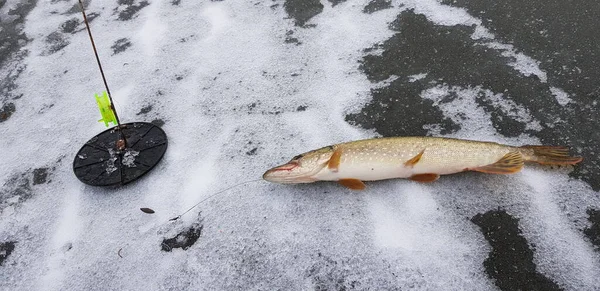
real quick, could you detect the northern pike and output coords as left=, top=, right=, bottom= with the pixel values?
left=262, top=137, right=582, bottom=190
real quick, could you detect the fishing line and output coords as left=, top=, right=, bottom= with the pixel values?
left=168, top=178, right=264, bottom=221
left=112, top=178, right=265, bottom=258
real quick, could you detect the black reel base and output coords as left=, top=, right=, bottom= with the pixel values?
left=73, top=122, right=168, bottom=186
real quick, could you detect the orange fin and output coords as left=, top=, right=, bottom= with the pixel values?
left=520, top=145, right=583, bottom=165
left=328, top=147, right=342, bottom=172
left=409, top=173, right=440, bottom=182
left=473, top=152, right=524, bottom=174
left=404, top=149, right=425, bottom=167
left=339, top=179, right=366, bottom=190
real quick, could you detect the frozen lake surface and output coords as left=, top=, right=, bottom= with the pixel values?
left=1, top=0, right=599, bottom=290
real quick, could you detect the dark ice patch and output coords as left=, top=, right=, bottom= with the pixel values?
left=284, top=0, right=324, bottom=27
left=246, top=148, right=257, bottom=156
left=38, top=103, right=54, bottom=114
left=61, top=242, right=73, bottom=252
left=285, top=36, right=301, bottom=45
left=61, top=12, right=98, bottom=35
left=584, top=209, right=600, bottom=250
left=347, top=10, right=560, bottom=138
left=60, top=18, right=80, bottom=33
left=0, top=241, right=16, bottom=266
left=440, top=0, right=600, bottom=191
left=1, top=166, right=54, bottom=210
left=489, top=113, right=527, bottom=138
left=0, top=0, right=37, bottom=66
left=236, top=101, right=300, bottom=116
left=0, top=102, right=16, bottom=122
left=0, top=63, right=26, bottom=123
left=32, top=168, right=49, bottom=185
left=285, top=30, right=301, bottom=45
left=474, top=92, right=527, bottom=137
left=161, top=223, right=203, bottom=251
left=363, top=0, right=392, bottom=14
left=116, top=0, right=149, bottom=21
left=347, top=80, right=460, bottom=136
left=306, top=253, right=361, bottom=290
left=0, top=64, right=25, bottom=97
left=0, top=0, right=35, bottom=124
left=64, top=0, right=89, bottom=15
left=0, top=172, right=32, bottom=209
left=440, top=0, right=600, bottom=98
left=296, top=105, right=307, bottom=111
left=136, top=104, right=153, bottom=115
left=82, top=12, right=99, bottom=23
left=328, top=0, right=346, bottom=7
left=111, top=38, right=132, bottom=55
left=151, top=118, right=165, bottom=127
left=171, top=0, right=180, bottom=5
left=45, top=32, right=70, bottom=54
left=472, top=210, right=561, bottom=291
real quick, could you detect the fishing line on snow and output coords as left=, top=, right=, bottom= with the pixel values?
left=167, top=178, right=264, bottom=222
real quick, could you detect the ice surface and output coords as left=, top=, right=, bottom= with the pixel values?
left=0, top=0, right=599, bottom=290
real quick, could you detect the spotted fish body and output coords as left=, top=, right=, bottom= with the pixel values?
left=314, top=137, right=512, bottom=181
left=263, top=137, right=582, bottom=190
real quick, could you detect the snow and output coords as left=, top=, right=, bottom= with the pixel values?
left=1, top=0, right=599, bottom=290
left=407, top=73, right=427, bottom=82
left=550, top=86, right=572, bottom=106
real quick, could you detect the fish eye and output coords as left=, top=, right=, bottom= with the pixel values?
left=291, top=154, right=303, bottom=161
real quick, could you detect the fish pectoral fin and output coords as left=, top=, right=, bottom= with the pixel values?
left=409, top=173, right=440, bottom=183
left=327, top=147, right=342, bottom=172
left=472, top=152, right=524, bottom=174
left=338, top=179, right=366, bottom=190
left=404, top=149, right=425, bottom=167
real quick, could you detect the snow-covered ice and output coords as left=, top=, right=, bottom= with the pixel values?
left=0, top=0, right=599, bottom=290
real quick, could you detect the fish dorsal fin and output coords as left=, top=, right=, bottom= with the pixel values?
left=339, top=179, right=366, bottom=190
left=404, top=149, right=425, bottom=167
left=409, top=173, right=440, bottom=183
left=328, top=147, right=342, bottom=172
left=472, top=152, right=524, bottom=174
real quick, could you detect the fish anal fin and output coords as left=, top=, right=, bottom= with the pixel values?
left=327, top=147, right=342, bottom=172
left=404, top=149, right=425, bottom=167
left=339, top=179, right=366, bottom=190
left=473, top=152, right=524, bottom=174
left=409, top=173, right=440, bottom=183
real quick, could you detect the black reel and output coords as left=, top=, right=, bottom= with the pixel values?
left=73, top=122, right=167, bottom=186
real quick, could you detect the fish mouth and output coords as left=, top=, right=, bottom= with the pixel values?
left=262, top=162, right=317, bottom=184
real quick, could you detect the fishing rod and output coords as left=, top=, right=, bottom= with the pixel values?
left=77, top=0, right=126, bottom=149
left=73, top=1, right=168, bottom=187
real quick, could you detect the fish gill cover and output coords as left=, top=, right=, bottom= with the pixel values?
left=0, top=0, right=599, bottom=290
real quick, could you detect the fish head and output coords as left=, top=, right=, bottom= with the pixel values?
left=263, top=146, right=334, bottom=184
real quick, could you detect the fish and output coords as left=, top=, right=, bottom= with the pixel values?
left=262, top=137, right=583, bottom=190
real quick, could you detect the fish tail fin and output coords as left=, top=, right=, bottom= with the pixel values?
left=519, top=145, right=583, bottom=165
